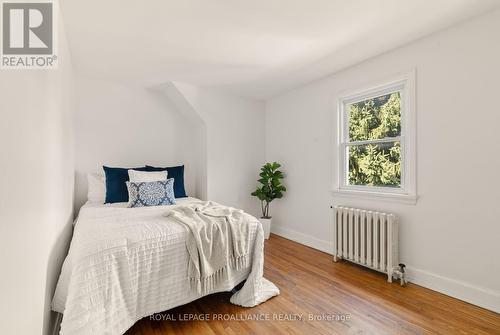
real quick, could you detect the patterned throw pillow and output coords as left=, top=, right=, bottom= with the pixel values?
left=126, top=179, right=176, bottom=208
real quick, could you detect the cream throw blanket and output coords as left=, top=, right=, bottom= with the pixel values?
left=52, top=198, right=279, bottom=335
left=165, top=201, right=279, bottom=306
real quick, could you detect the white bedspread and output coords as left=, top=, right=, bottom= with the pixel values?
left=52, top=197, right=279, bottom=335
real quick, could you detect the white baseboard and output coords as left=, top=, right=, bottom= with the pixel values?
left=271, top=224, right=333, bottom=254
left=406, top=267, right=500, bottom=314
left=271, top=224, right=500, bottom=314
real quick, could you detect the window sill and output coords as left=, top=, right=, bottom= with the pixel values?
left=332, top=188, right=417, bottom=205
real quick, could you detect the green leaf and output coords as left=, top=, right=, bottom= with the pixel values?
left=251, top=162, right=287, bottom=216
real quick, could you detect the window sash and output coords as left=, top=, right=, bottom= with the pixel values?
left=341, top=138, right=405, bottom=192
left=340, top=86, right=406, bottom=192
left=344, top=88, right=405, bottom=143
left=343, top=85, right=404, bottom=106
left=343, top=136, right=402, bottom=146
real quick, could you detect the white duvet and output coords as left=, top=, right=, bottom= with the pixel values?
left=52, top=197, right=279, bottom=335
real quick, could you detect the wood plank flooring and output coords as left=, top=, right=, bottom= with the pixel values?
left=126, top=234, right=500, bottom=335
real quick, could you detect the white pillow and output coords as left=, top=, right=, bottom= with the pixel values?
left=87, top=173, right=105, bottom=203
left=128, top=170, right=168, bottom=183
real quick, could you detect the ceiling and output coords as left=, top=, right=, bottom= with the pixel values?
left=61, top=0, right=500, bottom=99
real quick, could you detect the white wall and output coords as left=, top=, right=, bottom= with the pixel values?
left=0, top=7, right=75, bottom=335
left=265, top=10, right=500, bottom=312
left=174, top=83, right=266, bottom=217
left=74, top=77, right=204, bottom=211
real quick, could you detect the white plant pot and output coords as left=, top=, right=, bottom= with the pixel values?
left=259, top=218, right=272, bottom=239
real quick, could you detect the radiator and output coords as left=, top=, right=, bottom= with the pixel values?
left=333, top=206, right=399, bottom=282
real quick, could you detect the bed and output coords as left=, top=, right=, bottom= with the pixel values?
left=52, top=197, right=278, bottom=335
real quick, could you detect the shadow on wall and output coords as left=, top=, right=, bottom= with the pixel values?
left=74, top=170, right=88, bottom=214
left=42, top=214, right=74, bottom=335
left=72, top=78, right=208, bottom=216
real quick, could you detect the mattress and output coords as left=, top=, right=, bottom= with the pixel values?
left=52, top=197, right=259, bottom=335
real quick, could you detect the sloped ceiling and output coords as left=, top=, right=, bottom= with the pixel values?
left=61, top=0, right=500, bottom=99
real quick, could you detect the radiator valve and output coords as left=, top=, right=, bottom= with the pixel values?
left=392, top=263, right=407, bottom=286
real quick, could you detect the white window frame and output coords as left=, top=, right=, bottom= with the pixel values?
left=333, top=71, right=417, bottom=204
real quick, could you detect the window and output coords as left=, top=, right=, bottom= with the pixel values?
left=334, top=72, right=416, bottom=203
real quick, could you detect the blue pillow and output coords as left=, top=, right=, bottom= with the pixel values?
left=103, top=166, right=150, bottom=204
left=145, top=165, right=187, bottom=198
left=126, top=179, right=176, bottom=207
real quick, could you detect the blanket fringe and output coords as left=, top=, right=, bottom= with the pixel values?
left=230, top=254, right=249, bottom=271
left=190, top=254, right=249, bottom=294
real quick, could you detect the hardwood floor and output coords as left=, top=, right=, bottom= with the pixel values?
left=126, top=234, right=500, bottom=335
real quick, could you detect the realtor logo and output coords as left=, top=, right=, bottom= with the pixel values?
left=1, top=1, right=57, bottom=69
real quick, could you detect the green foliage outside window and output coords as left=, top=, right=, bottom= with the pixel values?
left=347, top=92, right=401, bottom=187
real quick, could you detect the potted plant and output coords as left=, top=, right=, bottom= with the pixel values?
left=251, top=162, right=286, bottom=239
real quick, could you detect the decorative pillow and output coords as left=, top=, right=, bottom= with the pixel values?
left=145, top=165, right=187, bottom=198
left=103, top=166, right=150, bottom=204
left=87, top=173, right=105, bottom=203
left=128, top=170, right=168, bottom=183
left=126, top=179, right=176, bottom=207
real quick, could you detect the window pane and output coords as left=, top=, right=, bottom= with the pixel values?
left=347, top=141, right=401, bottom=187
left=348, top=92, right=401, bottom=141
